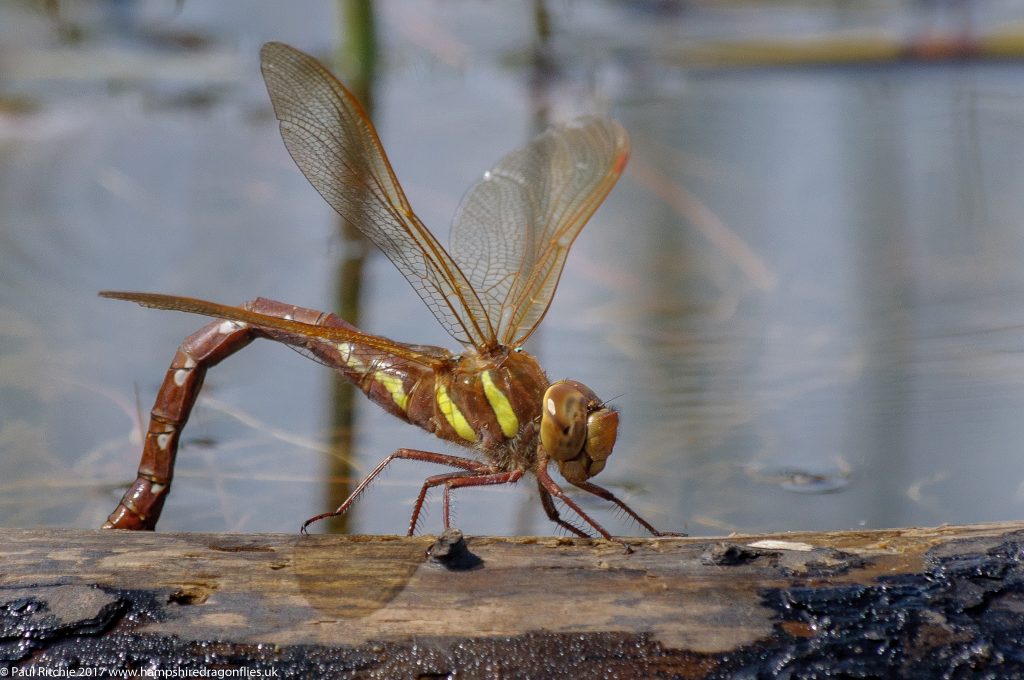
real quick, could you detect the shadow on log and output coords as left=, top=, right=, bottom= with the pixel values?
left=2, top=522, right=1023, bottom=677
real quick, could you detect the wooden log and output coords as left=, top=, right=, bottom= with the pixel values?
left=2, top=522, right=1023, bottom=677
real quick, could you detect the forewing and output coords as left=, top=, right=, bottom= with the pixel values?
left=449, top=117, right=629, bottom=346
left=259, top=42, right=494, bottom=349
left=99, top=291, right=449, bottom=369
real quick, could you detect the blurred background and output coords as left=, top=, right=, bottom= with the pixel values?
left=4, top=0, right=1024, bottom=537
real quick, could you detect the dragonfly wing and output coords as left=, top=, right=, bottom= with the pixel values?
left=259, top=42, right=495, bottom=350
left=449, top=117, right=629, bottom=346
left=99, top=291, right=450, bottom=368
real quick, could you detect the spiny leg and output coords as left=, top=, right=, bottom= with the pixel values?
left=534, top=464, right=617, bottom=543
left=570, top=479, right=677, bottom=537
left=301, top=449, right=490, bottom=534
left=538, top=483, right=591, bottom=538
left=440, top=470, right=524, bottom=530
left=408, top=469, right=494, bottom=536
left=104, top=298, right=348, bottom=530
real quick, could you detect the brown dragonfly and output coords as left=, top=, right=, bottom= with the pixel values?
left=101, top=42, right=671, bottom=542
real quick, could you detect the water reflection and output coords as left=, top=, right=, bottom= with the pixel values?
left=322, top=0, right=378, bottom=534
left=3, top=1, right=1024, bottom=537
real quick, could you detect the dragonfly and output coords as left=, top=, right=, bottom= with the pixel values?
left=100, top=42, right=672, bottom=542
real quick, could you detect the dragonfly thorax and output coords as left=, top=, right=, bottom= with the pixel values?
left=437, top=347, right=548, bottom=456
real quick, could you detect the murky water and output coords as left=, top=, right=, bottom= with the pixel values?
left=4, top=0, right=1024, bottom=537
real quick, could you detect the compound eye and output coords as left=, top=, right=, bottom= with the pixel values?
left=585, top=408, right=619, bottom=464
left=540, top=382, right=587, bottom=462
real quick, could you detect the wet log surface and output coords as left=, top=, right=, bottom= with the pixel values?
left=2, top=522, right=1024, bottom=678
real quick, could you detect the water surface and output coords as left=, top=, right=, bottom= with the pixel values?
left=3, top=1, right=1024, bottom=537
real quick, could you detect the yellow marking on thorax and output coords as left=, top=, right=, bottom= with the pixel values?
left=375, top=371, right=409, bottom=412
left=436, top=381, right=476, bottom=442
left=481, top=370, right=519, bottom=438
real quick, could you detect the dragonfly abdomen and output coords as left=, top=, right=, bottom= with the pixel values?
left=315, top=340, right=436, bottom=424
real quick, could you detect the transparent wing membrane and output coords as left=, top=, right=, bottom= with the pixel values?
left=98, top=291, right=449, bottom=368
left=261, top=42, right=628, bottom=351
left=260, top=42, right=494, bottom=349
left=450, top=118, right=629, bottom=346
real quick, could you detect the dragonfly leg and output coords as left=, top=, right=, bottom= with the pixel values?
left=537, top=485, right=591, bottom=538
left=534, top=462, right=621, bottom=546
left=301, top=449, right=489, bottom=534
left=408, top=467, right=497, bottom=536
left=569, top=480, right=680, bottom=537
left=440, top=470, right=524, bottom=530
left=104, top=298, right=348, bottom=530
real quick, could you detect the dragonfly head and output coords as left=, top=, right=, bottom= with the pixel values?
left=540, top=380, right=619, bottom=484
